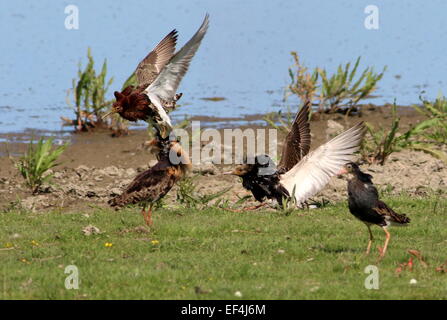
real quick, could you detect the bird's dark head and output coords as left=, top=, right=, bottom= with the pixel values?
left=111, top=93, right=125, bottom=113
left=103, top=86, right=143, bottom=120
left=343, top=162, right=361, bottom=174
left=102, top=90, right=127, bottom=119
left=223, top=154, right=277, bottom=177
left=340, top=162, right=372, bottom=181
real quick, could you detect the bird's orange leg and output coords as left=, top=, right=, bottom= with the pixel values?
left=140, top=206, right=153, bottom=227
left=141, top=208, right=148, bottom=225
left=365, top=224, right=374, bottom=255
left=146, top=206, right=153, bottom=226
left=378, top=227, right=391, bottom=259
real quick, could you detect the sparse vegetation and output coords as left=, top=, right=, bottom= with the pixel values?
left=263, top=105, right=298, bottom=134
left=176, top=175, right=231, bottom=209
left=214, top=194, right=252, bottom=211
left=285, top=52, right=319, bottom=104
left=415, top=93, right=447, bottom=119
left=14, top=137, right=67, bottom=194
left=286, top=52, right=386, bottom=114
left=360, top=102, right=447, bottom=165
left=414, top=94, right=447, bottom=144
left=64, top=48, right=114, bottom=131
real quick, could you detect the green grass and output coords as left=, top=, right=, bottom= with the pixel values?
left=1, top=195, right=446, bottom=299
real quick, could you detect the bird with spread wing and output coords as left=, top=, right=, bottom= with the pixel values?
left=224, top=101, right=366, bottom=209
left=103, top=14, right=209, bottom=137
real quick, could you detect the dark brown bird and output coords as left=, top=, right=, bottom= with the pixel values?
left=103, top=14, right=209, bottom=138
left=223, top=103, right=311, bottom=210
left=109, top=86, right=182, bottom=122
left=224, top=102, right=366, bottom=209
left=341, top=162, right=410, bottom=258
left=108, top=135, right=191, bottom=226
left=109, top=29, right=182, bottom=122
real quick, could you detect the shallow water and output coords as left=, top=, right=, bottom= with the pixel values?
left=1, top=0, right=446, bottom=134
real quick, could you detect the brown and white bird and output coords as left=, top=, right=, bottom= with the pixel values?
left=340, top=162, right=410, bottom=258
left=103, top=14, right=209, bottom=137
left=108, top=133, right=191, bottom=226
left=225, top=102, right=366, bottom=208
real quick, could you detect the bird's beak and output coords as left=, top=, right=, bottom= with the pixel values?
left=337, top=167, right=348, bottom=175
left=102, top=110, right=115, bottom=120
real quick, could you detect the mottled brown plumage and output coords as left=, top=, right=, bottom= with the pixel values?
left=135, top=29, right=178, bottom=87
left=373, top=201, right=411, bottom=225
left=278, top=100, right=311, bottom=173
left=108, top=137, right=191, bottom=225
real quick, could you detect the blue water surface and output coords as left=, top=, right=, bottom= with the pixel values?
left=0, top=0, right=446, bottom=133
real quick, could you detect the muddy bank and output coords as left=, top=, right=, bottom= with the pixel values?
left=0, top=104, right=430, bottom=166
left=0, top=105, right=445, bottom=212
left=1, top=145, right=445, bottom=214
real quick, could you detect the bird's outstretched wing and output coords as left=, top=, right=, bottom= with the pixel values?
left=278, top=101, right=311, bottom=173
left=135, top=30, right=178, bottom=86
left=280, top=122, right=366, bottom=205
left=143, top=14, right=209, bottom=108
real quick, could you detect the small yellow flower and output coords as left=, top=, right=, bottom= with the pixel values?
left=151, top=240, right=159, bottom=245
left=30, top=240, right=39, bottom=246
left=4, top=242, right=13, bottom=248
left=20, top=258, right=30, bottom=264
left=104, top=242, right=113, bottom=247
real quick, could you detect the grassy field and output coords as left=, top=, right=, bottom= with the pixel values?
left=1, top=195, right=446, bottom=300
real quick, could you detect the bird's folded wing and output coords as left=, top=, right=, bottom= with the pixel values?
left=373, top=201, right=410, bottom=223
left=280, top=122, right=365, bottom=204
left=278, top=101, right=311, bottom=172
left=143, top=14, right=209, bottom=102
left=125, top=164, right=168, bottom=193
left=135, top=30, right=178, bottom=86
